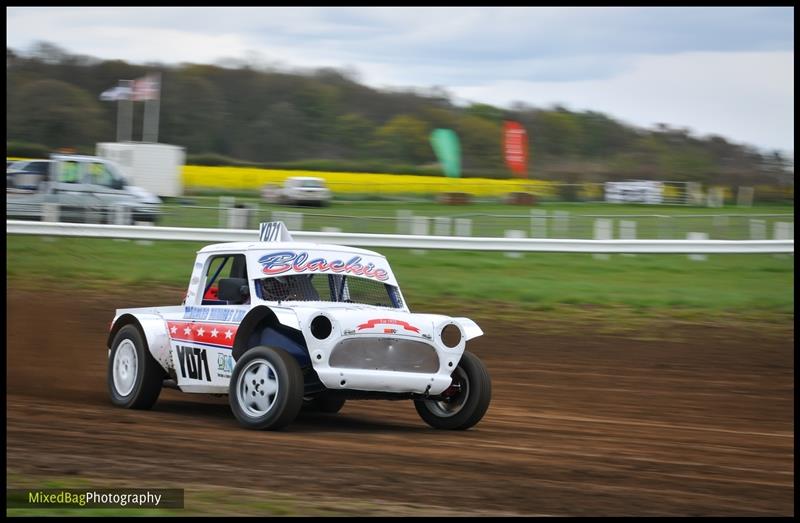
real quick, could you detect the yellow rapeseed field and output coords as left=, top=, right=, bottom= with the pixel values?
left=182, top=165, right=562, bottom=197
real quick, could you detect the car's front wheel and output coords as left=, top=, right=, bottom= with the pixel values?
left=229, top=346, right=304, bottom=430
left=108, top=324, right=165, bottom=409
left=414, top=351, right=491, bottom=430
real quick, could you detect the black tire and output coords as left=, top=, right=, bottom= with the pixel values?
left=108, top=324, right=165, bottom=409
left=414, top=351, right=491, bottom=430
left=303, top=392, right=346, bottom=414
left=229, top=346, right=304, bottom=430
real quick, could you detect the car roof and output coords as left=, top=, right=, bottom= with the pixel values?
left=287, top=176, right=325, bottom=181
left=49, top=154, right=109, bottom=162
left=197, top=241, right=386, bottom=259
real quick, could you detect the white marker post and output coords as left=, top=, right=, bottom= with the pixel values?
left=737, top=186, right=754, bottom=207
left=593, top=219, right=612, bottom=260
left=219, top=196, right=234, bottom=228
left=434, top=216, right=452, bottom=237
left=553, top=211, right=570, bottom=238
left=688, top=232, right=708, bottom=261
left=773, top=222, right=793, bottom=258
left=530, top=210, right=547, bottom=238
left=749, top=219, right=767, bottom=240
left=134, top=221, right=154, bottom=245
left=712, top=214, right=729, bottom=238
left=454, top=218, right=472, bottom=237
left=396, top=210, right=413, bottom=235
left=504, top=229, right=525, bottom=259
left=619, top=220, right=636, bottom=257
left=411, top=216, right=429, bottom=255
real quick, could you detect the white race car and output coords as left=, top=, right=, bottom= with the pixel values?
left=107, top=222, right=491, bottom=430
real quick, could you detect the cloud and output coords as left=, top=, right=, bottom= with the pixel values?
left=450, top=51, right=794, bottom=153
left=6, top=6, right=795, bottom=152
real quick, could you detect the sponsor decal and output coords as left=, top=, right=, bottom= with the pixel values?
left=217, top=353, right=234, bottom=379
left=183, top=307, right=246, bottom=322
left=258, top=251, right=389, bottom=282
left=176, top=346, right=211, bottom=382
left=166, top=321, right=237, bottom=349
left=356, top=318, right=420, bottom=333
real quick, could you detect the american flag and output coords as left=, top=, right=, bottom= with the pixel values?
left=132, top=74, right=161, bottom=102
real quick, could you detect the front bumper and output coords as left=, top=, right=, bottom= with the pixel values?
left=308, top=334, right=463, bottom=395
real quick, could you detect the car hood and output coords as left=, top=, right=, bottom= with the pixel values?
left=126, top=185, right=162, bottom=205
left=275, top=303, right=483, bottom=342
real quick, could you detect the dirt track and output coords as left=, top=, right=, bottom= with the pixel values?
left=6, top=289, right=794, bottom=516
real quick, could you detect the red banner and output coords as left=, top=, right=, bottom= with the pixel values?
left=504, top=121, right=529, bottom=178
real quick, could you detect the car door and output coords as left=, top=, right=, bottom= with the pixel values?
left=168, top=253, right=251, bottom=393
left=45, top=160, right=92, bottom=223
left=84, top=161, right=132, bottom=223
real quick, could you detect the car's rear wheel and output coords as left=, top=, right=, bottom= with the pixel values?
left=108, top=324, right=165, bottom=409
left=229, top=346, right=304, bottom=430
left=414, top=351, right=491, bottom=430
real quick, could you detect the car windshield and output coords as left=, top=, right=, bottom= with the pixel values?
left=257, top=274, right=402, bottom=309
left=298, top=179, right=324, bottom=188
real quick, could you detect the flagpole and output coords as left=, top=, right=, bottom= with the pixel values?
left=121, top=80, right=133, bottom=142
left=141, top=73, right=161, bottom=143
left=151, top=73, right=161, bottom=143
left=116, top=87, right=124, bottom=142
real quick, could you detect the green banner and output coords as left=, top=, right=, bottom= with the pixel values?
left=429, top=128, right=461, bottom=178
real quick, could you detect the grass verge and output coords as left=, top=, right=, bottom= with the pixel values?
left=7, top=235, right=793, bottom=332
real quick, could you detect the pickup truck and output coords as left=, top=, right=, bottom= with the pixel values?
left=6, top=154, right=162, bottom=224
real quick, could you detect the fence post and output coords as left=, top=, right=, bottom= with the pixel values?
left=688, top=232, right=708, bottom=261
left=42, top=203, right=60, bottom=222
left=397, top=210, right=413, bottom=235
left=454, top=218, right=472, bottom=237
left=113, top=204, right=131, bottom=226
left=658, top=215, right=672, bottom=239
left=593, top=219, right=612, bottom=260
left=773, top=222, right=793, bottom=258
left=706, top=187, right=724, bottom=208
left=434, top=216, right=452, bottom=236
left=712, top=215, right=729, bottom=239
left=504, top=230, right=525, bottom=259
left=553, top=211, right=570, bottom=238
left=619, top=220, right=636, bottom=257
left=749, top=219, right=767, bottom=240
left=134, top=221, right=154, bottom=246
left=530, top=210, right=547, bottom=238
left=737, top=186, right=754, bottom=207
left=411, top=216, right=429, bottom=255
left=219, top=196, right=234, bottom=228
left=287, top=211, right=303, bottom=232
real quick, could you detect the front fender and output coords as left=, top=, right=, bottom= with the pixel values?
left=232, top=305, right=307, bottom=364
left=451, top=317, right=483, bottom=341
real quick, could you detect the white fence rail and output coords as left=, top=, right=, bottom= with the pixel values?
left=6, top=220, right=793, bottom=254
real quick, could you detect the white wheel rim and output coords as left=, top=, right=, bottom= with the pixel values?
left=236, top=359, right=280, bottom=418
left=113, top=339, right=138, bottom=397
left=425, top=366, right=470, bottom=418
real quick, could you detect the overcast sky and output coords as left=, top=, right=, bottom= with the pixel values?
left=6, top=6, right=795, bottom=155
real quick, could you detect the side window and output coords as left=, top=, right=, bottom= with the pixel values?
left=89, top=163, right=114, bottom=187
left=202, top=254, right=248, bottom=305
left=58, top=161, right=81, bottom=184
left=32, top=162, right=50, bottom=175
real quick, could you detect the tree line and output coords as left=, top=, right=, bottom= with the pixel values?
left=6, top=42, right=793, bottom=185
